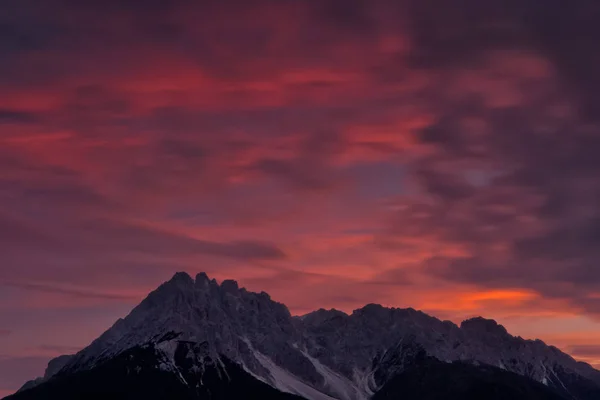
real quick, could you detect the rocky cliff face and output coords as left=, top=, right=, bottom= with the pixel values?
left=299, top=304, right=600, bottom=398
left=14, top=272, right=600, bottom=400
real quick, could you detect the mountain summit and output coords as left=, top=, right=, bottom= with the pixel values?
left=7, top=272, right=600, bottom=400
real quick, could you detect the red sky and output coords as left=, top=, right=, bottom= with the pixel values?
left=2, top=0, right=600, bottom=395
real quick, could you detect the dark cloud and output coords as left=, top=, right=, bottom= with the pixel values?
left=406, top=0, right=528, bottom=69
left=1, top=281, right=139, bottom=301
left=0, top=330, right=10, bottom=337
left=63, top=85, right=132, bottom=121
left=423, top=257, right=517, bottom=287
left=0, top=1, right=68, bottom=56
left=309, top=0, right=378, bottom=34
left=567, top=345, right=600, bottom=359
left=374, top=0, right=600, bottom=314
left=37, top=344, right=81, bottom=355
left=0, top=109, right=39, bottom=124
left=514, top=218, right=600, bottom=262
left=200, top=240, right=287, bottom=261
left=2, top=181, right=117, bottom=214
left=366, top=268, right=414, bottom=286
left=0, top=213, right=57, bottom=252
left=68, top=218, right=286, bottom=261
left=159, top=138, right=207, bottom=161
left=405, top=0, right=600, bottom=120
left=250, top=130, right=349, bottom=192
left=253, top=158, right=334, bottom=192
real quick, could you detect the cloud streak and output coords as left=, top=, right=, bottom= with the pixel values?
left=1, top=281, right=139, bottom=301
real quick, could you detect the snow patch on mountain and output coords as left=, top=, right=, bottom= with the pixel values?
left=301, top=351, right=368, bottom=400
left=252, top=349, right=336, bottom=400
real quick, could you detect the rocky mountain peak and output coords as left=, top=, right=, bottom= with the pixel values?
left=221, top=279, right=240, bottom=294
left=19, top=272, right=600, bottom=400
left=44, top=355, right=75, bottom=379
left=460, top=316, right=508, bottom=336
left=194, top=272, right=211, bottom=287
left=171, top=271, right=193, bottom=283
left=351, top=303, right=389, bottom=320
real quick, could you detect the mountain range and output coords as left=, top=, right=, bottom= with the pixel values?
left=6, top=272, right=600, bottom=400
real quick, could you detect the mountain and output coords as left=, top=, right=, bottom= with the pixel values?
left=6, top=272, right=600, bottom=400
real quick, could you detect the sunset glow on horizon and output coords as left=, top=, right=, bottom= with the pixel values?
left=2, top=0, right=600, bottom=396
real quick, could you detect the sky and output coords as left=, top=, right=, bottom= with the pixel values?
left=2, top=0, right=600, bottom=395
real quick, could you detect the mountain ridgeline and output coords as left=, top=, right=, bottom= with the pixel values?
left=7, top=272, right=600, bottom=400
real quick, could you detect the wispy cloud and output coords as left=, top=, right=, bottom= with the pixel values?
left=37, top=344, right=81, bottom=355
left=1, top=281, right=139, bottom=301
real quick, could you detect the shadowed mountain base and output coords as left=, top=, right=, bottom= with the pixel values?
left=4, top=344, right=305, bottom=400
left=374, top=356, right=570, bottom=400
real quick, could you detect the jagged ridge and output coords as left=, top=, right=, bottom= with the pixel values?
left=11, top=272, right=600, bottom=400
